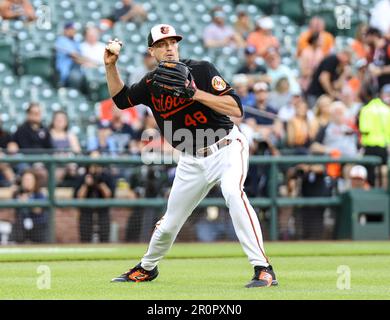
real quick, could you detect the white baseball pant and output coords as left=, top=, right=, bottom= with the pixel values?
left=141, top=125, right=269, bottom=270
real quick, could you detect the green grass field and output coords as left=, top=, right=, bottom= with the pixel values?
left=1, top=241, right=390, bottom=300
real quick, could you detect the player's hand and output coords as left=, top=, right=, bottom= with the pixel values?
left=104, top=39, right=122, bottom=66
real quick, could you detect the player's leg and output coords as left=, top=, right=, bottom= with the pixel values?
left=111, top=155, right=214, bottom=282
left=140, top=156, right=215, bottom=270
left=218, top=134, right=277, bottom=287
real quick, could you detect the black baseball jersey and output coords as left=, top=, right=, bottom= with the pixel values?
left=112, top=59, right=242, bottom=153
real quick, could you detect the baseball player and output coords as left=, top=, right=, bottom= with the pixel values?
left=106, top=24, right=278, bottom=288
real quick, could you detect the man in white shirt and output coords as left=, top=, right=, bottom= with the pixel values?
left=80, top=26, right=106, bottom=67
left=264, top=47, right=301, bottom=95
left=203, top=9, right=244, bottom=49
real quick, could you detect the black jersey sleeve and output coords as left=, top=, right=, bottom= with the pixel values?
left=203, top=61, right=243, bottom=116
left=112, top=73, right=151, bottom=109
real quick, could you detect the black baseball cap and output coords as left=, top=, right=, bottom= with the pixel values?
left=148, top=24, right=183, bottom=47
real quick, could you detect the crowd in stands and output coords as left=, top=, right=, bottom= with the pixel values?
left=1, top=0, right=390, bottom=242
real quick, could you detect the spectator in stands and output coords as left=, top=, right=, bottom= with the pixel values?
left=245, top=82, right=277, bottom=125
left=297, top=16, right=335, bottom=57
left=306, top=48, right=353, bottom=108
left=298, top=32, right=325, bottom=91
left=80, top=25, right=106, bottom=67
left=126, top=164, right=170, bottom=242
left=74, top=150, right=115, bottom=243
left=286, top=100, right=319, bottom=154
left=0, top=0, right=36, bottom=22
left=230, top=115, right=257, bottom=154
left=351, top=24, right=370, bottom=60
left=3, top=141, right=24, bottom=176
left=348, top=165, right=370, bottom=190
left=12, top=170, right=48, bottom=243
left=203, top=8, right=244, bottom=49
left=291, top=164, right=332, bottom=240
left=245, top=81, right=283, bottom=152
left=242, top=82, right=283, bottom=197
left=268, top=77, right=292, bottom=112
left=99, top=98, right=144, bottom=132
left=88, top=106, right=139, bottom=155
left=235, top=46, right=267, bottom=83
left=0, top=120, right=11, bottom=150
left=277, top=90, right=305, bottom=123
left=0, top=151, right=15, bottom=187
left=232, top=74, right=255, bottom=110
left=49, top=111, right=81, bottom=154
left=359, top=84, right=390, bottom=187
left=365, top=27, right=390, bottom=92
left=339, top=85, right=362, bottom=125
left=369, top=0, right=390, bottom=36
left=13, top=103, right=52, bottom=152
left=103, top=0, right=147, bottom=27
left=55, top=22, right=88, bottom=92
left=233, top=8, right=253, bottom=40
left=263, top=47, right=300, bottom=96
left=57, top=162, right=81, bottom=189
left=126, top=51, right=157, bottom=126
left=353, top=58, right=375, bottom=104
left=313, top=94, right=333, bottom=130
left=310, top=101, right=358, bottom=157
left=247, top=16, right=279, bottom=58
left=129, top=51, right=157, bottom=84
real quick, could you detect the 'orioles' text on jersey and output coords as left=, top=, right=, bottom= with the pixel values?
left=112, top=59, right=243, bottom=153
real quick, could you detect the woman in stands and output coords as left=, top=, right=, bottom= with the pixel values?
left=298, top=32, right=324, bottom=92
left=286, top=100, right=318, bottom=154
left=11, top=170, right=48, bottom=243
left=313, top=94, right=333, bottom=130
left=49, top=111, right=81, bottom=154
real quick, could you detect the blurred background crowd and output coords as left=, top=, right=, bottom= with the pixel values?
left=0, top=0, right=390, bottom=244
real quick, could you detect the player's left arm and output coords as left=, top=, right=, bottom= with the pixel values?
left=192, top=90, right=242, bottom=117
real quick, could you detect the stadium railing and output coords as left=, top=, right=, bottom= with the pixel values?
left=0, top=154, right=383, bottom=242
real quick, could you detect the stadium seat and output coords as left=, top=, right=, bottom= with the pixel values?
left=1, top=75, right=17, bottom=87
left=0, top=63, right=12, bottom=77
left=250, top=0, right=278, bottom=15
left=317, top=10, right=338, bottom=35
left=0, top=40, right=14, bottom=67
left=22, top=54, right=53, bottom=80
left=20, top=75, right=51, bottom=90
left=279, top=0, right=305, bottom=25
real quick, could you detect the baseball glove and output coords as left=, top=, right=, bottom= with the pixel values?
left=151, top=61, right=197, bottom=99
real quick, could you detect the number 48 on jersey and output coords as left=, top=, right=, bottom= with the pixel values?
left=184, top=111, right=208, bottom=127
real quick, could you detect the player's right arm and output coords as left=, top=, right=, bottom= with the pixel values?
left=104, top=47, right=125, bottom=97
left=104, top=43, right=150, bottom=109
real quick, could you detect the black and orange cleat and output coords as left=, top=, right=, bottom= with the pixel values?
left=245, top=265, right=278, bottom=288
left=111, top=263, right=159, bottom=283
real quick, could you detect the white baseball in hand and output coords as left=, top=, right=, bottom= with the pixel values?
left=106, top=39, right=123, bottom=55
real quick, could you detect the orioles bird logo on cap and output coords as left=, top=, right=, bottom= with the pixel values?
left=160, top=26, right=169, bottom=34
